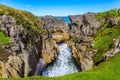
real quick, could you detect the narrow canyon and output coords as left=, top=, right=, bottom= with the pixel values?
left=0, top=5, right=120, bottom=78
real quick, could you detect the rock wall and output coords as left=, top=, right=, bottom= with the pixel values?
left=41, top=16, right=69, bottom=40
left=41, top=16, right=69, bottom=64
left=0, top=15, right=68, bottom=78
left=41, top=14, right=102, bottom=71
left=68, top=13, right=101, bottom=70
left=41, top=39, right=59, bottom=64
left=68, top=10, right=119, bottom=70
left=0, top=15, right=42, bottom=77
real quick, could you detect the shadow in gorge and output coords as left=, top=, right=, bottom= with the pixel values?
left=41, top=42, right=80, bottom=77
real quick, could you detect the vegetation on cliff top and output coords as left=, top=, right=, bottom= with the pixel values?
left=93, top=9, right=120, bottom=64
left=0, top=4, right=45, bottom=34
left=95, top=9, right=119, bottom=21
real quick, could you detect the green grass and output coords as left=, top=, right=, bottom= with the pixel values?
left=4, top=54, right=120, bottom=80
left=94, top=36, right=113, bottom=50
left=93, top=24, right=120, bottom=63
left=0, top=4, right=45, bottom=34
left=93, top=9, right=120, bottom=64
left=0, top=31, right=10, bottom=45
left=95, top=9, right=118, bottom=21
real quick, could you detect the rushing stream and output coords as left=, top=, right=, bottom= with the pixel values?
left=42, top=42, right=80, bottom=77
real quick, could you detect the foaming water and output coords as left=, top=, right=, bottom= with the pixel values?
left=34, top=58, right=46, bottom=75
left=42, top=42, right=80, bottom=77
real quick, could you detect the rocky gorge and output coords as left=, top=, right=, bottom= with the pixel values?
left=0, top=5, right=120, bottom=78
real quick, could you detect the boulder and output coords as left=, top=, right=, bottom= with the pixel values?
left=52, top=32, right=69, bottom=43
left=108, top=18, right=118, bottom=28
left=103, top=36, right=120, bottom=60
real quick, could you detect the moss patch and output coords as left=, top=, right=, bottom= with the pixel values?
left=0, top=31, right=10, bottom=45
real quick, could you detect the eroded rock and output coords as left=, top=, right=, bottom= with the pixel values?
left=42, top=40, right=59, bottom=64
left=68, top=13, right=101, bottom=71
left=0, top=61, right=4, bottom=78
left=68, top=42, right=94, bottom=71
left=0, top=15, right=42, bottom=77
left=52, top=32, right=69, bottom=43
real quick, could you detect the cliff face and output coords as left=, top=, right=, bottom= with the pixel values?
left=68, top=13, right=100, bottom=70
left=41, top=14, right=101, bottom=71
left=0, top=15, right=43, bottom=78
left=0, top=5, right=62, bottom=77
left=40, top=16, right=69, bottom=64
left=68, top=9, right=120, bottom=70
left=40, top=10, right=120, bottom=72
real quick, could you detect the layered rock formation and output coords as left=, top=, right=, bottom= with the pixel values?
left=42, top=39, right=59, bottom=64
left=41, top=16, right=69, bottom=64
left=40, top=14, right=100, bottom=71
left=0, top=14, right=68, bottom=77
left=0, top=15, right=42, bottom=77
left=52, top=32, right=69, bottom=43
left=41, top=16, right=69, bottom=40
left=0, top=15, right=61, bottom=78
left=67, top=13, right=101, bottom=70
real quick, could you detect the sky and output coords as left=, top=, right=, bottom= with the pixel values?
left=0, top=0, right=120, bottom=16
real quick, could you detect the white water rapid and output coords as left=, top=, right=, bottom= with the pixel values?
left=42, top=42, right=80, bottom=77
